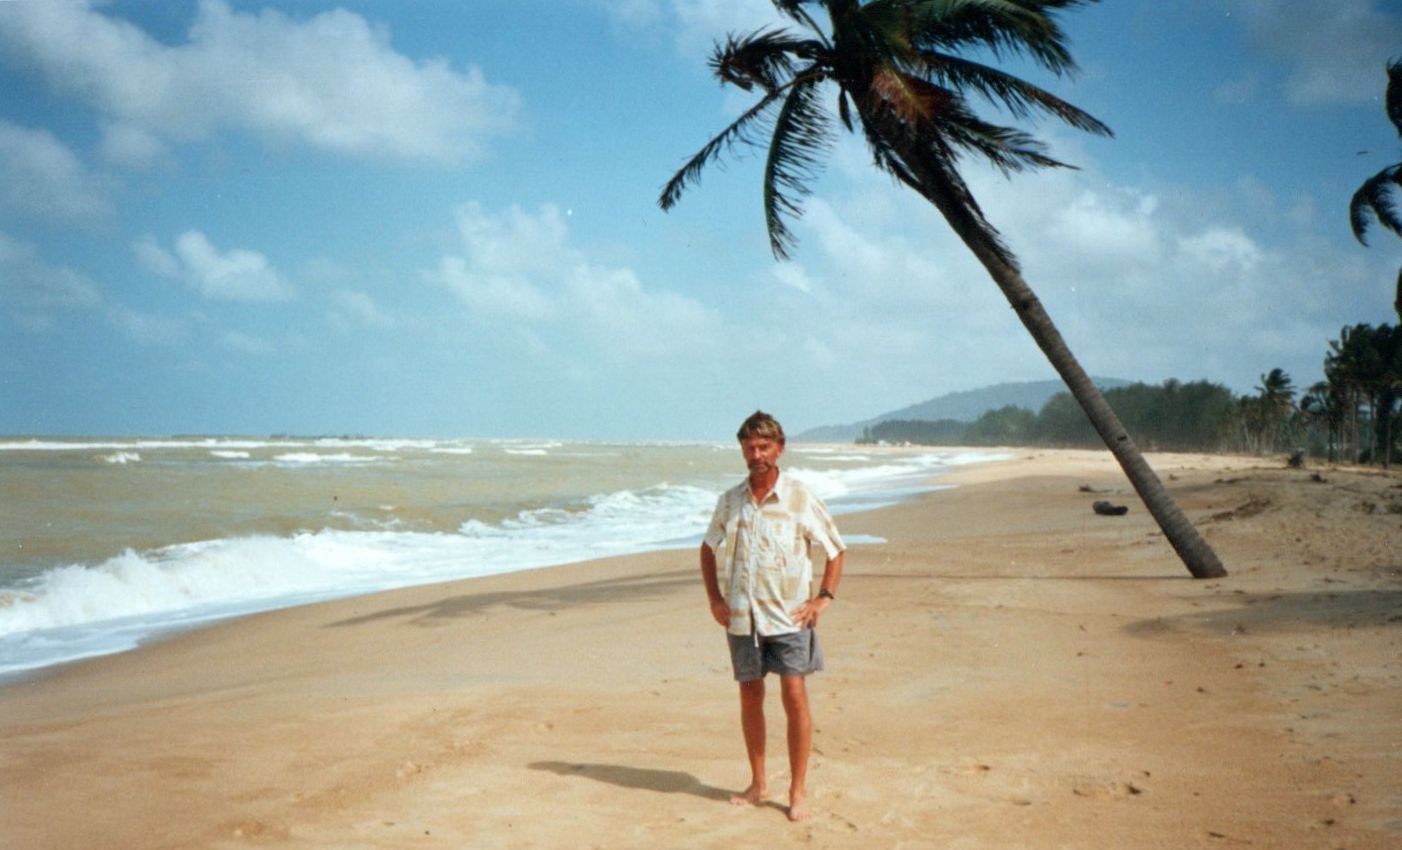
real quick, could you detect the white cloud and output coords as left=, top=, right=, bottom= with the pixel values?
left=751, top=140, right=1395, bottom=412
left=428, top=201, right=721, bottom=358
left=97, top=121, right=165, bottom=167
left=595, top=0, right=788, bottom=55
left=0, top=231, right=103, bottom=316
left=329, top=289, right=396, bottom=330
left=0, top=0, right=520, bottom=166
left=1176, top=227, right=1264, bottom=274
left=0, top=120, right=113, bottom=223
left=564, top=263, right=715, bottom=356
left=0, top=230, right=206, bottom=346
left=772, top=263, right=813, bottom=293
left=135, top=231, right=295, bottom=302
left=132, top=234, right=181, bottom=279
left=672, top=0, right=790, bottom=47
left=431, top=254, right=557, bottom=321
left=1229, top=0, right=1402, bottom=105
left=106, top=305, right=189, bottom=346
left=1044, top=188, right=1165, bottom=275
left=425, top=202, right=567, bottom=320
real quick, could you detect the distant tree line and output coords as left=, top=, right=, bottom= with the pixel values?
left=858, top=379, right=1238, bottom=453
left=859, top=330, right=1401, bottom=468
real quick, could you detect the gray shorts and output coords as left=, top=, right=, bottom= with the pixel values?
left=727, top=627, right=824, bottom=682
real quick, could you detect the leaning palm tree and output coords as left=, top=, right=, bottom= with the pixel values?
left=659, top=0, right=1226, bottom=578
left=1349, top=59, right=1402, bottom=322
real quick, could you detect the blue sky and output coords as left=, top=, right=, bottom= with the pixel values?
left=1, top=0, right=1400, bottom=440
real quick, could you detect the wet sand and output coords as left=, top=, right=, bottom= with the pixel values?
left=1, top=448, right=1399, bottom=849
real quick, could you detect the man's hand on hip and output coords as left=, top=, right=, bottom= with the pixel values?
left=790, top=595, right=831, bottom=629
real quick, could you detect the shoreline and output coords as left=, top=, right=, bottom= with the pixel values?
left=2, top=449, right=1398, bottom=849
left=0, top=443, right=994, bottom=684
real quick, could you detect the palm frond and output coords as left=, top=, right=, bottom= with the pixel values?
left=945, top=118, right=1067, bottom=173
left=869, top=66, right=954, bottom=124
left=871, top=69, right=1069, bottom=173
left=771, top=0, right=829, bottom=42
left=857, top=94, right=1020, bottom=269
left=837, top=88, right=855, bottom=131
left=918, top=50, right=1110, bottom=136
left=708, top=28, right=820, bottom=93
left=660, top=0, right=1105, bottom=272
left=659, top=90, right=785, bottom=210
left=1349, top=165, right=1402, bottom=245
left=868, top=0, right=1096, bottom=75
left=905, top=141, right=1020, bottom=269
left=771, top=0, right=809, bottom=18
left=763, top=74, right=835, bottom=258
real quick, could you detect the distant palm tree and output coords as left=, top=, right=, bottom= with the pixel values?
left=1299, top=381, right=1342, bottom=463
left=1253, top=367, right=1296, bottom=452
left=659, top=0, right=1226, bottom=577
left=1349, top=59, right=1402, bottom=321
left=1257, top=367, right=1295, bottom=397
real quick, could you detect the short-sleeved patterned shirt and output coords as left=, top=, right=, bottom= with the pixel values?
left=703, top=471, right=845, bottom=637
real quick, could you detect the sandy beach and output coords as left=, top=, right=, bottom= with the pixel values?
left=1, top=448, right=1399, bottom=849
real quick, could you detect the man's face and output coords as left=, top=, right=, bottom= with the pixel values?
left=741, top=435, right=784, bottom=476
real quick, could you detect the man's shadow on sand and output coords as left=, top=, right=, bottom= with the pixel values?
left=529, top=761, right=785, bottom=812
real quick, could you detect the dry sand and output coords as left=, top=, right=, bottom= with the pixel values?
left=1, top=448, right=1399, bottom=849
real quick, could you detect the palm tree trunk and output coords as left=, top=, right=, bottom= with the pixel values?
left=1385, top=407, right=1394, bottom=469
left=981, top=258, right=1227, bottom=578
left=871, top=130, right=1227, bottom=577
left=1368, top=392, right=1379, bottom=464
left=922, top=193, right=1225, bottom=577
left=1347, top=388, right=1358, bottom=463
left=1380, top=389, right=1396, bottom=469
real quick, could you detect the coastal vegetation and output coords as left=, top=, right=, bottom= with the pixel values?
left=859, top=355, right=1401, bottom=469
left=658, top=0, right=1226, bottom=576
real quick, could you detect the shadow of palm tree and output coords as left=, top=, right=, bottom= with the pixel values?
left=324, top=570, right=693, bottom=629
left=529, top=761, right=748, bottom=805
left=1125, top=588, right=1402, bottom=636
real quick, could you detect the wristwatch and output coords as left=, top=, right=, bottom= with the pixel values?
left=817, top=588, right=836, bottom=600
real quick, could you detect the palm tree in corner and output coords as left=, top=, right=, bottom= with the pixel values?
left=1349, top=59, right=1402, bottom=322
left=659, top=0, right=1226, bottom=577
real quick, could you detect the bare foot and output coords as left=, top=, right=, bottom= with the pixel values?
left=788, top=789, right=812, bottom=822
left=729, top=782, right=766, bottom=806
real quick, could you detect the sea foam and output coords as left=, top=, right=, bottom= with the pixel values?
left=0, top=448, right=1004, bottom=679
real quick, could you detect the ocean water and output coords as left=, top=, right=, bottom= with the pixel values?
left=0, top=437, right=1002, bottom=680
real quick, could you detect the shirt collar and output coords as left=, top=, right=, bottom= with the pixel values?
left=747, top=469, right=786, bottom=504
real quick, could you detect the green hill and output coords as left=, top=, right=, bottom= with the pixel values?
left=794, top=378, right=1130, bottom=442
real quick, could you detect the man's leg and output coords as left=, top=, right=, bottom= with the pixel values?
left=732, top=678, right=767, bottom=805
left=779, top=674, right=813, bottom=821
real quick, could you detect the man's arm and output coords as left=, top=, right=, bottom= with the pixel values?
left=791, top=550, right=844, bottom=628
left=700, top=543, right=730, bottom=627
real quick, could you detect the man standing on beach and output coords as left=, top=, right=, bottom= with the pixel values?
left=700, top=411, right=846, bottom=822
